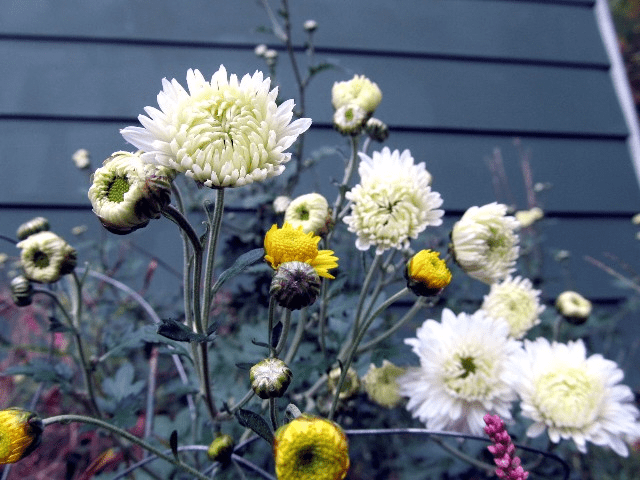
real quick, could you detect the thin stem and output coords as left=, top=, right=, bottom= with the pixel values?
left=202, top=189, right=225, bottom=332
left=274, top=308, right=292, bottom=357
left=43, top=415, right=212, bottom=480
left=284, top=308, right=308, bottom=365
left=269, top=398, right=278, bottom=431
left=329, top=136, right=360, bottom=237
left=267, top=296, right=277, bottom=357
left=330, top=287, right=409, bottom=420
left=431, top=436, right=494, bottom=475
left=357, top=296, right=425, bottom=354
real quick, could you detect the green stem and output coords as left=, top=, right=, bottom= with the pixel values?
left=329, top=135, right=360, bottom=236
left=357, top=295, right=425, bottom=354
left=329, top=287, right=409, bottom=420
left=274, top=308, right=292, bottom=357
left=267, top=296, right=277, bottom=357
left=42, top=415, right=211, bottom=480
left=284, top=308, right=308, bottom=365
left=269, top=398, right=278, bottom=431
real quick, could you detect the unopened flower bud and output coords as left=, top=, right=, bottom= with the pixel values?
left=362, top=360, right=405, bottom=408
left=515, top=207, right=544, bottom=228
left=556, top=290, right=592, bottom=325
left=273, top=195, right=292, bottom=214
left=405, top=250, right=452, bottom=297
left=10, top=276, right=33, bottom=307
left=364, top=117, right=389, bottom=142
left=16, top=231, right=77, bottom=283
left=328, top=367, right=360, bottom=400
left=0, top=408, right=44, bottom=465
left=250, top=358, right=293, bottom=399
left=303, top=20, right=318, bottom=32
left=17, top=217, right=50, bottom=241
left=332, top=75, right=382, bottom=114
left=207, top=433, right=235, bottom=464
left=333, top=104, right=368, bottom=136
left=88, top=151, right=173, bottom=235
left=254, top=44, right=268, bottom=57
left=270, top=261, right=321, bottom=310
left=71, top=148, right=91, bottom=169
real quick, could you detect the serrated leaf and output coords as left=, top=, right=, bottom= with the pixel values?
left=210, top=248, right=265, bottom=295
left=235, top=409, right=273, bottom=444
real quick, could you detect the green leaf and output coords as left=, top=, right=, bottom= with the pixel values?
left=48, top=316, right=72, bottom=333
left=170, top=430, right=179, bottom=459
left=210, top=248, right=265, bottom=295
left=236, top=409, right=273, bottom=444
left=4, top=359, right=73, bottom=385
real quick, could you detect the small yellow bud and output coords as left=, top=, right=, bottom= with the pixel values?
left=207, top=434, right=235, bottom=464
left=0, top=408, right=44, bottom=465
left=405, top=250, right=452, bottom=297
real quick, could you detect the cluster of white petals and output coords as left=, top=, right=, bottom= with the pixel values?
left=480, top=276, right=544, bottom=339
left=398, top=308, right=522, bottom=435
left=121, top=66, right=311, bottom=188
left=331, top=74, right=382, bottom=114
left=451, top=202, right=520, bottom=284
left=284, top=193, right=330, bottom=235
left=343, top=147, right=443, bottom=254
left=508, top=338, right=640, bottom=456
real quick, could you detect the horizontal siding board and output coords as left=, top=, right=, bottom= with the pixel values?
left=1, top=211, right=636, bottom=302
left=1, top=121, right=638, bottom=214
left=0, top=42, right=626, bottom=134
left=0, top=0, right=607, bottom=64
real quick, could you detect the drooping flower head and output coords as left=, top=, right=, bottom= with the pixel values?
left=0, top=408, right=44, bottom=465
left=121, top=66, right=312, bottom=188
left=398, top=308, right=522, bottom=435
left=264, top=223, right=338, bottom=279
left=331, top=74, right=382, bottom=114
left=451, top=202, right=520, bottom=284
left=88, top=151, right=173, bottom=235
left=405, top=249, right=452, bottom=297
left=509, top=337, right=640, bottom=456
left=16, top=231, right=77, bottom=284
left=344, top=148, right=444, bottom=255
left=480, top=276, right=544, bottom=339
left=273, top=415, right=349, bottom=480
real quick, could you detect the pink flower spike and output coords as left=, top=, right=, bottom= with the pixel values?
left=484, top=413, right=530, bottom=480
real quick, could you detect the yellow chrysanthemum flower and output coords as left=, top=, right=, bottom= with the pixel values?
left=0, top=408, right=44, bottom=465
left=273, top=415, right=349, bottom=480
left=264, top=223, right=338, bottom=279
left=405, top=250, right=452, bottom=297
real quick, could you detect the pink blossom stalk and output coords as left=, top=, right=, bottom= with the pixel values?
left=484, top=413, right=529, bottom=480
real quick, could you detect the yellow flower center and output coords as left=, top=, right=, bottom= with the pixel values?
left=533, top=366, right=603, bottom=429
left=107, top=176, right=130, bottom=203
left=264, top=223, right=338, bottom=279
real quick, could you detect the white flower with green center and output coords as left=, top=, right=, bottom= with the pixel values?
left=284, top=193, right=330, bottom=235
left=16, top=231, right=77, bottom=284
left=509, top=338, right=640, bottom=456
left=451, top=202, right=520, bottom=284
left=88, top=151, right=172, bottom=235
left=398, top=308, right=522, bottom=435
left=120, top=66, right=312, bottom=188
left=480, top=275, right=544, bottom=338
left=343, top=147, right=443, bottom=255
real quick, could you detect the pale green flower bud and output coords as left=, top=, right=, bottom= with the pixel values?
left=303, top=19, right=318, bottom=32
left=270, top=261, right=321, bottom=310
left=250, top=358, right=293, bottom=399
left=515, top=207, right=544, bottom=228
left=88, top=151, right=172, bottom=235
left=10, top=275, right=33, bottom=307
left=16, top=231, right=77, bottom=283
left=16, top=217, right=50, bottom=241
left=207, top=434, right=235, bottom=464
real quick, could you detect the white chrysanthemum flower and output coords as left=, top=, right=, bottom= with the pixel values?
left=331, top=75, right=382, bottom=114
left=88, top=151, right=173, bottom=235
left=333, top=104, right=368, bottom=136
left=398, top=308, right=522, bottom=435
left=509, top=338, right=640, bottom=456
left=16, top=231, right=77, bottom=284
left=120, top=66, right=312, bottom=188
left=451, top=202, right=520, bottom=284
left=480, top=275, right=544, bottom=339
left=343, top=148, right=443, bottom=255
left=284, top=193, right=330, bottom=235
